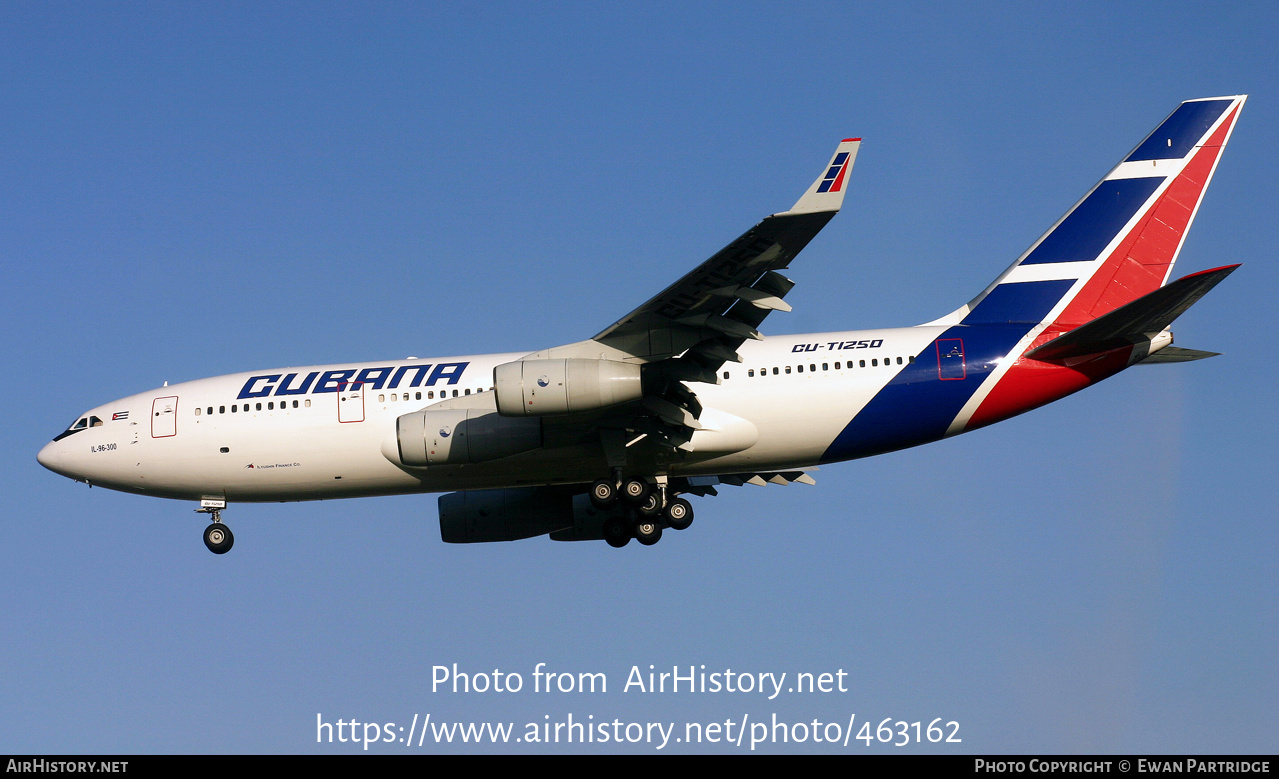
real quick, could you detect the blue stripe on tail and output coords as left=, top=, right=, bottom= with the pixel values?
left=1020, top=178, right=1163, bottom=265
left=1126, top=100, right=1232, bottom=162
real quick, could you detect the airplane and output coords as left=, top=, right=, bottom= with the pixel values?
left=38, top=96, right=1246, bottom=553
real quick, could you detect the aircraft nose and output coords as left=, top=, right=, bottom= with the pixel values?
left=37, top=440, right=65, bottom=474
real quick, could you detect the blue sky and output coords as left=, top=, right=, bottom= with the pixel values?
left=2, top=2, right=1275, bottom=754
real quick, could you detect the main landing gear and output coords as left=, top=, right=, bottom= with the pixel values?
left=591, top=477, right=694, bottom=548
left=197, top=504, right=234, bottom=555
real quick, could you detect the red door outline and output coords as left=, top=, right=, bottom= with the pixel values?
left=936, top=339, right=966, bottom=381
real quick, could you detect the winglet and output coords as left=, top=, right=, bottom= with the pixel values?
left=779, top=138, right=861, bottom=215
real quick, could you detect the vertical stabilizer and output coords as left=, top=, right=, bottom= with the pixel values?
left=955, top=96, right=1246, bottom=430
left=930, top=96, right=1245, bottom=330
left=824, top=98, right=1245, bottom=460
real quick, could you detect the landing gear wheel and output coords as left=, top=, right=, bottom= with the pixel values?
left=637, top=491, right=663, bottom=517
left=603, top=516, right=631, bottom=548
left=590, top=479, right=618, bottom=508
left=203, top=523, right=234, bottom=555
left=620, top=477, right=651, bottom=505
left=634, top=518, right=663, bottom=546
left=664, top=497, right=694, bottom=531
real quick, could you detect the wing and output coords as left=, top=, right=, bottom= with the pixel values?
left=516, top=139, right=860, bottom=455
left=528, top=138, right=860, bottom=375
left=593, top=138, right=861, bottom=369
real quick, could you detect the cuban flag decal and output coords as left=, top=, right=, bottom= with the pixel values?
left=816, top=152, right=851, bottom=193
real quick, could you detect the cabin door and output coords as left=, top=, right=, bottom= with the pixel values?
left=936, top=339, right=967, bottom=380
left=152, top=396, right=178, bottom=438
left=338, top=382, right=365, bottom=423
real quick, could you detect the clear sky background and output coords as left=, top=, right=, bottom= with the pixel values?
left=2, top=2, right=1275, bottom=754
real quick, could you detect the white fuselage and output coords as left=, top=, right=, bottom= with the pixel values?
left=38, top=326, right=945, bottom=503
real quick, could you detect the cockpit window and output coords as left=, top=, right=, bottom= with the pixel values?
left=53, top=417, right=91, bottom=442
left=89, top=416, right=103, bottom=427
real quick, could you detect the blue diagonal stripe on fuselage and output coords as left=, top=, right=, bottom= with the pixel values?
left=822, top=280, right=1075, bottom=461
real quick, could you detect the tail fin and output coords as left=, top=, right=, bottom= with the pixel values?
left=956, top=96, right=1245, bottom=431
left=933, top=96, right=1246, bottom=331
left=821, top=99, right=1245, bottom=459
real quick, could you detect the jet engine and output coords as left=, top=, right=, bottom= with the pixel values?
left=439, top=489, right=617, bottom=543
left=493, top=358, right=642, bottom=416
left=396, top=408, right=541, bottom=466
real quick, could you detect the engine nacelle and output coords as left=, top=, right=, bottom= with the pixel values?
left=440, top=490, right=617, bottom=543
left=493, top=358, right=642, bottom=416
left=396, top=408, right=541, bottom=466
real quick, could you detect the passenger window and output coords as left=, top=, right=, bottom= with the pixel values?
left=207, top=407, right=213, bottom=415
left=304, top=399, right=311, bottom=407
left=872, top=359, right=878, bottom=367
left=859, top=360, right=865, bottom=368
left=748, top=369, right=755, bottom=377
left=268, top=402, right=274, bottom=410
left=292, top=400, right=299, bottom=408
left=256, top=403, right=262, bottom=411
left=722, top=371, right=730, bottom=380
left=465, top=388, right=471, bottom=395
left=785, top=366, right=791, bottom=374
left=194, top=408, right=201, bottom=416
left=897, top=357, right=903, bottom=365
left=797, top=365, right=803, bottom=373
left=428, top=391, right=434, bottom=399
left=822, top=363, right=828, bottom=371
left=219, top=406, right=225, bottom=414
left=835, top=362, right=841, bottom=369
left=379, top=394, right=386, bottom=403
left=772, top=367, right=778, bottom=375
left=415, top=392, right=422, bottom=400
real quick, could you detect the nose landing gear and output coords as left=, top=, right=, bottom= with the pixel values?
left=202, top=521, right=234, bottom=554
left=196, top=503, right=234, bottom=555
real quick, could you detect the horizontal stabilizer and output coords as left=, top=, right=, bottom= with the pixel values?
left=1137, top=346, right=1220, bottom=364
left=1027, top=265, right=1239, bottom=361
